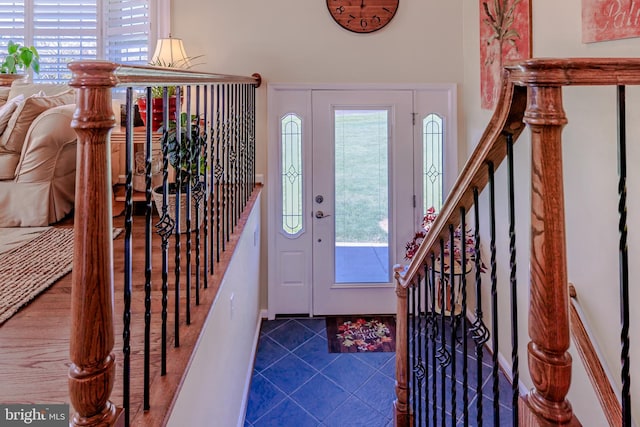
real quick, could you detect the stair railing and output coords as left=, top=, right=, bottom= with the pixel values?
left=67, top=61, right=260, bottom=427
left=393, top=58, right=640, bottom=426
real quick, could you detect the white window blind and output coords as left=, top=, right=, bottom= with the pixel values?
left=106, top=0, right=149, bottom=64
left=0, top=0, right=154, bottom=83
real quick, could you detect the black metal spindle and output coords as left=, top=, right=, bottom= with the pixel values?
left=488, top=161, right=499, bottom=426
left=410, top=280, right=417, bottom=427
left=156, top=87, right=174, bottom=375
left=199, top=85, right=207, bottom=292
left=439, top=239, right=447, bottom=427
left=616, top=85, right=631, bottom=426
left=174, top=85, right=182, bottom=347
left=506, top=133, right=519, bottom=424
left=122, top=88, right=134, bottom=427
left=215, top=84, right=223, bottom=261
left=460, top=207, right=469, bottom=426
left=224, top=83, right=230, bottom=246
left=430, top=252, right=438, bottom=427
left=208, top=85, right=216, bottom=274
left=185, top=86, right=192, bottom=325
left=471, top=188, right=488, bottom=427
left=423, top=263, right=432, bottom=426
left=448, top=224, right=457, bottom=427
left=142, top=86, right=153, bottom=412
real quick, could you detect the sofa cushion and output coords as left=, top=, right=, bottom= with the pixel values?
left=0, top=94, right=25, bottom=135
left=0, top=90, right=75, bottom=154
left=0, top=147, right=20, bottom=180
left=0, top=87, right=10, bottom=107
left=8, top=82, right=73, bottom=100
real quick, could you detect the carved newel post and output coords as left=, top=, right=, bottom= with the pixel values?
left=67, top=61, right=123, bottom=426
left=522, top=85, right=579, bottom=426
left=393, top=265, right=411, bottom=427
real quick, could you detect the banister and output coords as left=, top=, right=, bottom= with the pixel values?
left=66, top=60, right=260, bottom=427
left=68, top=60, right=262, bottom=88
left=569, top=284, right=623, bottom=427
left=395, top=58, right=640, bottom=426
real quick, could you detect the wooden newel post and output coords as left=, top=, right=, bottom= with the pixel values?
left=521, top=85, right=579, bottom=426
left=393, top=265, right=411, bottom=427
left=67, top=61, right=123, bottom=427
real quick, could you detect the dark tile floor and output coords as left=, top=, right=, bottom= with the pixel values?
left=244, top=317, right=513, bottom=427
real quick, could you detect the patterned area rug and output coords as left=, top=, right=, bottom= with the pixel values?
left=325, top=315, right=396, bottom=353
left=0, top=227, right=122, bottom=325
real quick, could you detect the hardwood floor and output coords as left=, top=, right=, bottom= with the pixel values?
left=0, top=187, right=261, bottom=426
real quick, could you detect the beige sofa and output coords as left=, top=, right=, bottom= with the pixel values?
left=0, top=82, right=77, bottom=227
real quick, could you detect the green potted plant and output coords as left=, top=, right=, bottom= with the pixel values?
left=152, top=112, right=207, bottom=231
left=0, top=41, right=39, bottom=86
left=0, top=41, right=39, bottom=74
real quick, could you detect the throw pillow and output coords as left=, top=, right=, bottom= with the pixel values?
left=0, top=94, right=25, bottom=135
left=0, top=89, right=75, bottom=154
left=0, top=87, right=10, bottom=107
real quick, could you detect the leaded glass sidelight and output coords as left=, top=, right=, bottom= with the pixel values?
left=423, top=113, right=444, bottom=212
left=281, top=113, right=303, bottom=236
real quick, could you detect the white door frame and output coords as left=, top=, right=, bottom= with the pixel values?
left=267, top=83, right=458, bottom=319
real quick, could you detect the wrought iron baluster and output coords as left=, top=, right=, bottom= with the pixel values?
left=617, top=85, right=631, bottom=425
left=122, top=88, right=134, bottom=427
left=506, top=133, right=519, bottom=424
left=448, top=224, right=457, bottom=427
left=470, top=188, right=488, bottom=427
left=142, top=86, right=153, bottom=412
left=174, top=85, right=183, bottom=347
left=410, top=281, right=417, bottom=427
left=460, top=207, right=469, bottom=426
left=200, top=85, right=208, bottom=291
left=185, top=86, right=192, bottom=325
left=438, top=240, right=449, bottom=426
left=429, top=252, right=438, bottom=427
left=488, top=161, right=499, bottom=426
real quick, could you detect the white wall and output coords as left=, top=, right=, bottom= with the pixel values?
left=167, top=193, right=261, bottom=427
left=462, top=1, right=640, bottom=424
left=173, top=0, right=466, bottom=308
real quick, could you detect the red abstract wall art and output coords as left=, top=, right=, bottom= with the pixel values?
left=480, top=0, right=531, bottom=110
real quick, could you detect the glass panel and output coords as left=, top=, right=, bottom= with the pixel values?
left=423, top=113, right=444, bottom=213
left=334, top=109, right=389, bottom=283
left=281, top=113, right=303, bottom=236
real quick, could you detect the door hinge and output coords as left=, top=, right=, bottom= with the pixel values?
left=413, top=195, right=416, bottom=208
left=412, top=112, right=417, bottom=126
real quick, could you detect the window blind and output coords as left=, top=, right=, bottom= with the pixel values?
left=0, top=0, right=152, bottom=83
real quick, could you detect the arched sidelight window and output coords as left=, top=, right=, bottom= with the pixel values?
left=423, top=113, right=444, bottom=212
left=281, top=113, right=303, bottom=236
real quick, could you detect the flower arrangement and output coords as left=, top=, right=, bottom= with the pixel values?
left=405, top=206, right=485, bottom=273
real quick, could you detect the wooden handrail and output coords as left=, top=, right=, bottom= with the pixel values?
left=569, top=284, right=622, bottom=427
left=395, top=58, right=640, bottom=426
left=66, top=60, right=261, bottom=427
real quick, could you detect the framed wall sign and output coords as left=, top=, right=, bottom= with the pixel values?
left=582, top=0, right=640, bottom=43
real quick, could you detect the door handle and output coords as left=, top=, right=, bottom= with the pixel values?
left=315, top=210, right=331, bottom=219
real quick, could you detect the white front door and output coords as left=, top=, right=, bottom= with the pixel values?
left=311, top=90, right=413, bottom=315
left=267, top=84, right=457, bottom=318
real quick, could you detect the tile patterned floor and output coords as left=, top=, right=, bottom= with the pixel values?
left=245, top=317, right=513, bottom=427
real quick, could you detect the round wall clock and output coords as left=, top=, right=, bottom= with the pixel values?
left=326, top=0, right=399, bottom=34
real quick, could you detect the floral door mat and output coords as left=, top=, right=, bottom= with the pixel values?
left=325, top=315, right=396, bottom=353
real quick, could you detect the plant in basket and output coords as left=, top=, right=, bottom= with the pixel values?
left=152, top=112, right=207, bottom=231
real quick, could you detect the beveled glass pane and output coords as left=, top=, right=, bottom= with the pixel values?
left=334, top=109, right=390, bottom=284
left=423, top=113, right=443, bottom=213
left=281, top=113, right=303, bottom=236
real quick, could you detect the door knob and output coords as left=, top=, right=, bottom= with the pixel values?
left=315, top=210, right=331, bottom=219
